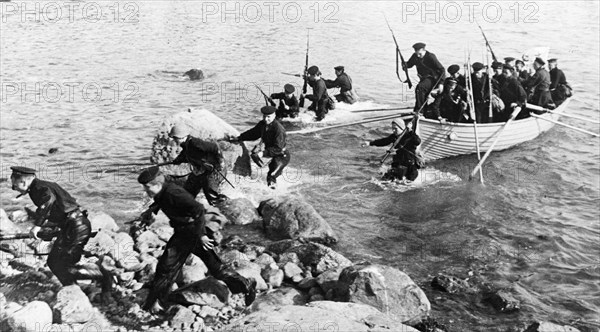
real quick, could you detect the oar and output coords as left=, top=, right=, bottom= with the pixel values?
left=529, top=114, right=599, bottom=137
left=527, top=104, right=599, bottom=124
left=289, top=113, right=413, bottom=135
left=281, top=72, right=302, bottom=77
left=349, top=107, right=413, bottom=114
left=466, top=47, right=484, bottom=184
left=469, top=106, right=523, bottom=179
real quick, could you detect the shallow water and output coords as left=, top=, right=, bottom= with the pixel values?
left=1, top=1, right=599, bottom=330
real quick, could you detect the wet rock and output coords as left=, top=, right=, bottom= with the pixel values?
left=254, top=253, right=276, bottom=269
left=265, top=239, right=301, bottom=255
left=261, top=263, right=284, bottom=288
left=315, top=268, right=343, bottom=294
left=184, top=69, right=205, bottom=81
left=84, top=231, right=116, bottom=257
left=413, top=317, right=449, bottom=332
left=431, top=274, right=473, bottom=294
left=523, top=321, right=581, bottom=332
left=337, top=263, right=431, bottom=325
left=484, top=291, right=521, bottom=313
left=177, top=254, right=208, bottom=285
left=88, top=211, right=119, bottom=232
left=220, top=249, right=250, bottom=268
left=221, top=235, right=246, bottom=251
left=217, top=198, right=260, bottom=225
left=310, top=294, right=325, bottom=302
left=242, top=244, right=264, bottom=261
left=168, top=305, right=196, bottom=329
left=169, top=276, right=231, bottom=308
left=282, top=262, right=303, bottom=281
left=0, top=209, right=19, bottom=233
left=53, top=285, right=94, bottom=323
left=135, top=230, right=165, bottom=254
left=259, top=196, right=338, bottom=245
left=277, top=252, right=300, bottom=265
left=6, top=301, right=52, bottom=332
left=234, top=261, right=268, bottom=291
left=48, top=147, right=59, bottom=154
left=284, top=242, right=352, bottom=275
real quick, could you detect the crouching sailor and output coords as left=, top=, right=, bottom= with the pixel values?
left=137, top=166, right=256, bottom=314
left=363, top=119, right=422, bottom=182
left=7, top=166, right=113, bottom=301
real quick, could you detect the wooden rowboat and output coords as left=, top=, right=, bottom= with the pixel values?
left=417, top=98, right=572, bottom=162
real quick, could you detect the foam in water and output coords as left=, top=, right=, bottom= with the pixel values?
left=280, top=100, right=396, bottom=128
left=371, top=166, right=462, bottom=191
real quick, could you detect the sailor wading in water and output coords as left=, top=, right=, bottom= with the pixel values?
left=324, top=66, right=358, bottom=104
left=270, top=83, right=300, bottom=119
left=228, top=105, right=290, bottom=189
left=304, top=65, right=335, bottom=121
left=363, top=119, right=422, bottom=182
left=6, top=166, right=113, bottom=302
left=137, top=166, right=256, bottom=314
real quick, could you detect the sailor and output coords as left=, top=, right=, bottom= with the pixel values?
left=525, top=57, right=554, bottom=108
left=7, top=166, right=112, bottom=301
left=167, top=125, right=229, bottom=206
left=504, top=57, right=519, bottom=80
left=434, top=77, right=469, bottom=123
left=304, top=65, right=335, bottom=121
left=404, top=42, right=446, bottom=113
left=447, top=64, right=466, bottom=88
left=491, top=61, right=505, bottom=94
left=324, top=66, right=358, bottom=104
left=499, top=64, right=528, bottom=121
left=229, top=106, right=290, bottom=189
left=363, top=118, right=422, bottom=182
left=470, top=62, right=492, bottom=123
left=548, top=58, right=570, bottom=106
left=270, top=84, right=300, bottom=119
left=515, top=60, right=530, bottom=84
left=137, top=166, right=256, bottom=314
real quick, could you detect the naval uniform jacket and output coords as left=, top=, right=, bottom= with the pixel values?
left=27, top=178, right=80, bottom=228
left=238, top=119, right=287, bottom=158
left=324, top=73, right=353, bottom=94
left=270, top=92, right=299, bottom=113
left=406, top=51, right=445, bottom=82
left=370, top=131, right=422, bottom=167
left=151, top=182, right=206, bottom=234
left=549, top=67, right=567, bottom=91
left=307, top=78, right=331, bottom=113
left=172, top=137, right=223, bottom=170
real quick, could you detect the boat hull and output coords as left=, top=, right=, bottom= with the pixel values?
left=417, top=99, right=571, bottom=162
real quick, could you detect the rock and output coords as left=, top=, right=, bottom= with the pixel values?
left=277, top=252, right=300, bottom=265
left=265, top=239, right=301, bottom=255
left=0, top=301, right=22, bottom=321
left=285, top=242, right=352, bottom=275
left=310, top=294, right=325, bottom=302
left=6, top=301, right=52, bottom=332
left=88, top=211, right=119, bottom=232
left=169, top=276, right=231, bottom=308
left=149, top=222, right=174, bottom=242
left=221, top=301, right=420, bottom=332
left=220, top=249, right=250, bottom=268
left=221, top=235, right=246, bottom=251
left=431, top=274, right=473, bottom=294
left=282, top=262, right=303, bottom=281
left=184, top=69, right=205, bottom=81
left=523, top=321, right=581, bottom=332
left=254, top=253, right=276, bottom=269
left=337, top=263, right=431, bottom=325
left=53, top=285, right=94, bottom=323
left=261, top=263, right=284, bottom=288
left=84, top=231, right=116, bottom=257
left=259, top=196, right=338, bottom=244
left=297, top=277, right=318, bottom=290
left=0, top=209, right=19, bottom=233
left=248, top=287, right=308, bottom=312
left=0, top=292, right=6, bottom=308
left=135, top=230, right=165, bottom=253
left=150, top=109, right=250, bottom=177
left=235, top=261, right=268, bottom=291
left=110, top=232, right=137, bottom=263
left=8, top=209, right=29, bottom=224
left=308, top=286, right=323, bottom=297
left=199, top=306, right=220, bottom=318
left=168, top=305, right=196, bottom=329
left=217, top=198, right=260, bottom=225
left=242, top=244, right=265, bottom=261
left=177, top=254, right=208, bottom=285
left=484, top=291, right=520, bottom=313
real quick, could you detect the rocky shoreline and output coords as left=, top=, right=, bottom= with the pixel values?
left=0, top=109, right=585, bottom=332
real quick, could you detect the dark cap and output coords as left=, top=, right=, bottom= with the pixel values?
left=445, top=77, right=458, bottom=85
left=504, top=57, right=516, bottom=62
left=503, top=64, right=515, bottom=71
left=534, top=57, right=545, bottom=65
left=260, top=105, right=276, bottom=115
left=491, top=61, right=504, bottom=69
left=284, top=84, right=295, bottom=94
left=412, top=42, right=426, bottom=50
left=548, top=58, right=557, bottom=63
left=334, top=65, right=344, bottom=71
left=10, top=166, right=36, bottom=176
left=447, top=64, right=460, bottom=75
left=138, top=166, right=161, bottom=184
left=515, top=59, right=524, bottom=66
left=472, top=62, right=484, bottom=71
left=307, top=65, right=320, bottom=75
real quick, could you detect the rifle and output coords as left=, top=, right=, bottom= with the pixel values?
left=383, top=15, right=412, bottom=89
left=299, top=29, right=311, bottom=108
left=476, top=20, right=498, bottom=63
left=0, top=228, right=98, bottom=241
left=380, top=128, right=408, bottom=164
left=281, top=72, right=303, bottom=78
left=253, top=83, right=276, bottom=107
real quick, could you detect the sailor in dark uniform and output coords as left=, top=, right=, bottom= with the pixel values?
left=304, top=65, right=335, bottom=121
left=470, top=62, right=492, bottom=123
left=137, top=167, right=256, bottom=314
left=447, top=64, right=466, bottom=88
left=364, top=119, right=422, bottom=182
left=229, top=106, right=290, bottom=189
left=270, top=83, right=300, bottom=119
left=168, top=125, right=228, bottom=206
left=548, top=58, right=570, bottom=106
left=504, top=57, right=519, bottom=80
left=515, top=60, right=530, bottom=85
left=432, top=77, right=469, bottom=123
left=324, top=66, right=358, bottom=104
left=8, top=166, right=112, bottom=301
left=405, top=42, right=446, bottom=113
left=499, top=65, right=528, bottom=121
left=526, top=57, right=554, bottom=108
left=491, top=61, right=505, bottom=95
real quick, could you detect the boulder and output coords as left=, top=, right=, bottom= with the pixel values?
left=169, top=276, right=231, bottom=308
left=168, top=305, right=196, bottom=329
left=221, top=301, right=420, bottom=332
left=297, top=277, right=318, bottom=290
left=0, top=209, right=19, bottom=234
left=9, top=209, right=30, bottom=224
left=150, top=109, right=251, bottom=176
left=284, top=242, right=352, bottom=275
left=484, top=291, right=521, bottom=313
left=53, top=285, right=94, bottom=323
left=247, top=287, right=308, bottom=312
left=277, top=252, right=300, bottom=265
left=83, top=231, right=116, bottom=257
left=234, top=261, right=268, bottom=291
left=221, top=235, right=246, bottom=251
left=282, top=262, right=303, bottom=281
left=523, top=322, right=581, bottom=332
left=261, top=263, right=284, bottom=288
left=259, top=196, right=338, bottom=244
left=110, top=232, right=137, bottom=263
left=184, top=69, right=205, bottom=81
left=87, top=211, right=119, bottom=232
left=337, top=263, right=431, bottom=325
left=6, top=301, right=53, bottom=332
left=217, top=198, right=260, bottom=225
left=315, top=268, right=343, bottom=294
left=135, top=230, right=165, bottom=254
left=220, top=249, right=250, bottom=268
left=242, top=244, right=265, bottom=261
left=176, top=254, right=208, bottom=284
left=431, top=274, right=474, bottom=294
left=254, top=253, right=276, bottom=269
